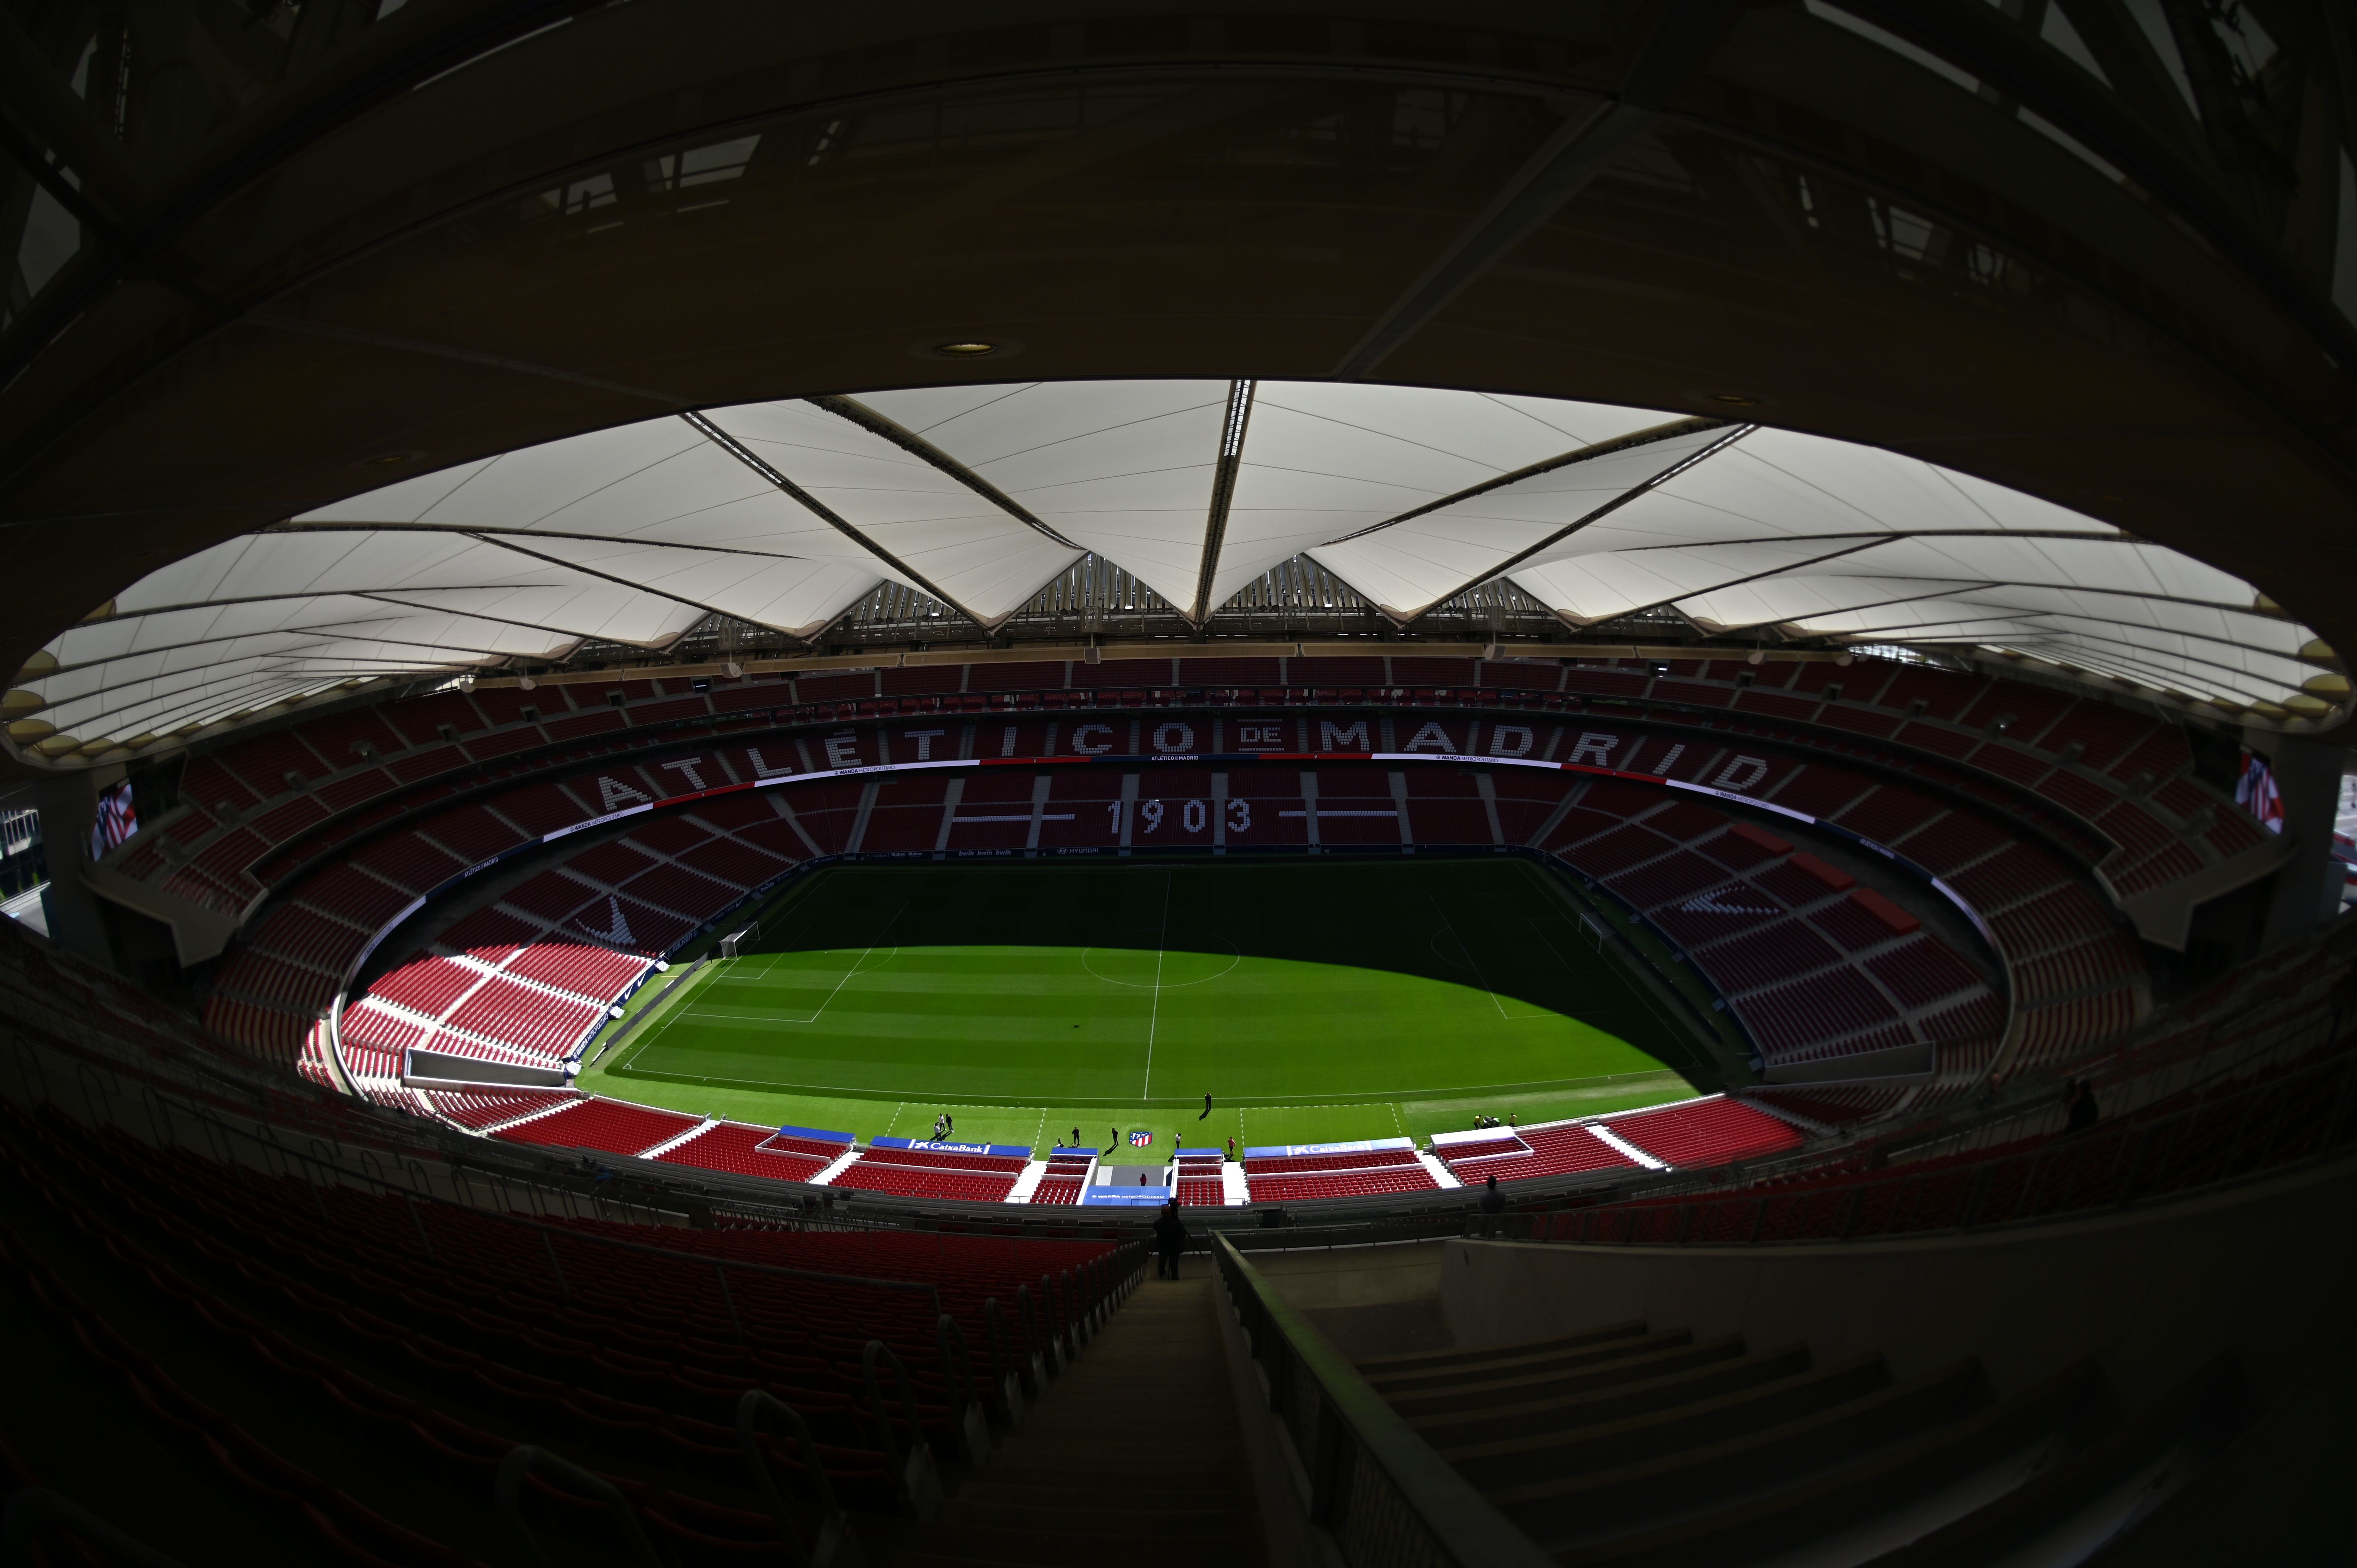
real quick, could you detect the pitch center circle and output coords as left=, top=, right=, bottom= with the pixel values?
left=1083, top=930, right=1240, bottom=988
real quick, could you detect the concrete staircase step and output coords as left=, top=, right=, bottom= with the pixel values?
left=1406, top=1344, right=1814, bottom=1448
left=1356, top=1320, right=1649, bottom=1376
left=1491, top=1358, right=1986, bottom=1543
left=1449, top=1354, right=1893, bottom=1488
left=899, top=1276, right=1267, bottom=1567
left=1553, top=1358, right=2106, bottom=1566
left=1386, top=1336, right=1753, bottom=1419
left=1364, top=1328, right=1696, bottom=1396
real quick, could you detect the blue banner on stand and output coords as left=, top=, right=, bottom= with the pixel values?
left=774, top=1124, right=854, bottom=1145
left=1083, top=1186, right=1174, bottom=1205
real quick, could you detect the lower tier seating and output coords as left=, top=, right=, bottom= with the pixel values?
left=1239, top=1150, right=1439, bottom=1203
left=650, top=1120, right=839, bottom=1181
left=826, top=1149, right=1024, bottom=1203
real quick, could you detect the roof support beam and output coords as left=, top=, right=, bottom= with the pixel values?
left=458, top=531, right=779, bottom=643
left=807, top=395, right=1079, bottom=550
left=1189, top=380, right=1256, bottom=623
left=1330, top=0, right=1740, bottom=380
left=261, top=520, right=809, bottom=559
left=1325, top=415, right=1733, bottom=546
left=1815, top=615, right=2313, bottom=689
left=683, top=410, right=993, bottom=633
left=1542, top=536, right=1892, bottom=631
left=39, top=624, right=543, bottom=679
left=1395, top=422, right=1753, bottom=621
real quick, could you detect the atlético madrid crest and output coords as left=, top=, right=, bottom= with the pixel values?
left=1128, top=1129, right=1153, bottom=1148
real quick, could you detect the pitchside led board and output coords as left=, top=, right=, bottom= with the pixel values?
left=1083, top=1186, right=1173, bottom=1206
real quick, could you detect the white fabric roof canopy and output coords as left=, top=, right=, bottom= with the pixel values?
left=15, top=380, right=2331, bottom=749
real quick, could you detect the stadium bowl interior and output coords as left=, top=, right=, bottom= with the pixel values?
left=0, top=4, right=2351, bottom=1564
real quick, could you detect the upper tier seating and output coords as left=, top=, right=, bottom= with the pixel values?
left=1548, top=786, right=2019, bottom=1078
left=126, top=655, right=2259, bottom=933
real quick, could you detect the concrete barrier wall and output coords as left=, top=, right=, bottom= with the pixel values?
left=1250, top=1240, right=1452, bottom=1361
left=1439, top=1155, right=2357, bottom=1410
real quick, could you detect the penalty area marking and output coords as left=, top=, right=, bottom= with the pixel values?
left=606, top=957, right=726, bottom=1069
left=1428, top=896, right=1552, bottom=1022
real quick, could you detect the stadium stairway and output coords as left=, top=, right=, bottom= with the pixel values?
left=893, top=1276, right=1268, bottom=1568
left=1354, top=1322, right=2235, bottom=1566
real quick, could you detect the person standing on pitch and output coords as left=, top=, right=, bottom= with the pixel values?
left=1200, top=1092, right=1212, bottom=1121
left=1152, top=1200, right=1187, bottom=1280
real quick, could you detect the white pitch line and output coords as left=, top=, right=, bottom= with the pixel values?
left=780, top=902, right=907, bottom=1025
left=1431, top=894, right=1512, bottom=1021
left=1141, top=872, right=1173, bottom=1100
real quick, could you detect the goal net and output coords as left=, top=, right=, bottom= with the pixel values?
left=718, top=920, right=760, bottom=960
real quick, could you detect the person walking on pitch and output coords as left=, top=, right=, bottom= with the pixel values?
left=1200, top=1092, right=1212, bottom=1121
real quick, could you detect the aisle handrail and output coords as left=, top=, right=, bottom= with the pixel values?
left=1214, top=1233, right=1551, bottom=1568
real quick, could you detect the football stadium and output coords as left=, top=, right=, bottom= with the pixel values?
left=0, top=4, right=2351, bottom=1564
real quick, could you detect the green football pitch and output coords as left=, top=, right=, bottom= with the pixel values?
left=586, top=858, right=1720, bottom=1158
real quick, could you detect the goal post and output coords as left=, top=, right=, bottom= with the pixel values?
left=718, top=920, right=759, bottom=960
left=1578, top=914, right=1607, bottom=954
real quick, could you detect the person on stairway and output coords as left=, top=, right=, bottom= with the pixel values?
left=2065, top=1079, right=2099, bottom=1135
left=1152, top=1201, right=1187, bottom=1280
left=1479, top=1174, right=1505, bottom=1235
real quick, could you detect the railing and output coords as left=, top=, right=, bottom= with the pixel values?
left=1215, top=1233, right=1551, bottom=1568
left=1543, top=1041, right=2357, bottom=1249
